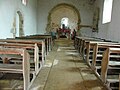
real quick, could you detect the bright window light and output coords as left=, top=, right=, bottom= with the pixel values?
left=61, top=17, right=69, bottom=28
left=22, top=0, right=27, bottom=5
left=102, top=0, right=113, bottom=24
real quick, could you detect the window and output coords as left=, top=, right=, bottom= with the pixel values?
left=102, top=0, right=113, bottom=24
left=61, top=17, right=69, bottom=28
left=22, top=0, right=27, bottom=5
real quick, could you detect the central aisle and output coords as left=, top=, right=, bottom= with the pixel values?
left=30, top=39, right=107, bottom=90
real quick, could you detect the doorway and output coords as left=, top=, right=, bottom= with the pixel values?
left=16, top=11, right=24, bottom=37
left=61, top=17, right=69, bottom=29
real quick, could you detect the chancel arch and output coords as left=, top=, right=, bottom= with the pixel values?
left=46, top=3, right=81, bottom=33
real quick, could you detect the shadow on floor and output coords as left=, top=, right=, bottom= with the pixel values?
left=66, top=59, right=85, bottom=63
left=62, top=80, right=107, bottom=90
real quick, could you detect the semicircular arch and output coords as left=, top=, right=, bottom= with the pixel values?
left=46, top=3, right=81, bottom=33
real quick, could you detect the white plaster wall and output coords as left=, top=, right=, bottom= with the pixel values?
left=92, top=0, right=109, bottom=39
left=93, top=0, right=120, bottom=42
left=0, top=0, right=37, bottom=39
left=37, top=0, right=94, bottom=37
left=108, top=0, right=120, bottom=41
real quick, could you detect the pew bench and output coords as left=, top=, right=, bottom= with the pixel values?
left=15, top=34, right=52, bottom=55
left=0, top=42, right=41, bottom=75
left=75, top=36, right=103, bottom=55
left=101, top=47, right=120, bottom=90
left=0, top=39, right=46, bottom=76
left=85, top=41, right=119, bottom=66
left=74, top=36, right=120, bottom=89
left=91, top=43, right=120, bottom=76
left=0, top=47, right=31, bottom=90
left=83, top=41, right=120, bottom=78
left=0, top=39, right=45, bottom=64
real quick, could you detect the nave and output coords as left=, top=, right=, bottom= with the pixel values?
left=0, top=0, right=120, bottom=90
left=30, top=39, right=107, bottom=90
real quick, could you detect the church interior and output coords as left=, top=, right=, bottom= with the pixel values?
left=0, top=0, right=120, bottom=90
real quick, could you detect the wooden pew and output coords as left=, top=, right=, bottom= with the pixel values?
left=75, top=36, right=118, bottom=55
left=80, top=39, right=120, bottom=89
left=0, top=42, right=41, bottom=75
left=101, top=47, right=120, bottom=90
left=74, top=36, right=119, bottom=66
left=29, top=34, right=52, bottom=51
left=0, top=39, right=45, bottom=71
left=85, top=41, right=119, bottom=66
left=85, top=41, right=120, bottom=76
left=74, top=36, right=103, bottom=54
left=0, top=39, right=45, bottom=60
left=75, top=36, right=120, bottom=89
left=0, top=47, right=31, bottom=90
left=15, top=34, right=52, bottom=55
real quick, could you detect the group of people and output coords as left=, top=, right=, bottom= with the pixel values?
left=50, top=27, right=77, bottom=40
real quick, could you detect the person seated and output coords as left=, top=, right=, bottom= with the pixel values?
left=72, top=29, right=76, bottom=40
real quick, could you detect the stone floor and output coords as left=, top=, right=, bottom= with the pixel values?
left=30, top=39, right=108, bottom=90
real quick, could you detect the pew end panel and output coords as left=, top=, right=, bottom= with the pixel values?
left=101, top=48, right=120, bottom=90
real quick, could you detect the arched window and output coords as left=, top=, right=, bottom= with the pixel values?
left=61, top=17, right=69, bottom=29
